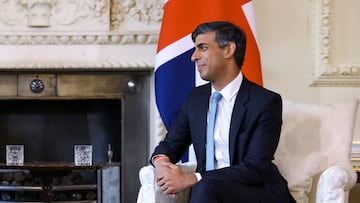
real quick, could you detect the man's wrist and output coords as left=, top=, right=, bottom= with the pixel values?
left=152, top=155, right=169, bottom=166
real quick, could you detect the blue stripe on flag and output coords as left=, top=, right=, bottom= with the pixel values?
left=155, top=48, right=195, bottom=131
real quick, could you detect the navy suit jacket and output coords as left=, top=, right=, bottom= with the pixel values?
left=152, top=77, right=294, bottom=201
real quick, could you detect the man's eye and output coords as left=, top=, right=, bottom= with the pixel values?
left=199, top=46, right=208, bottom=51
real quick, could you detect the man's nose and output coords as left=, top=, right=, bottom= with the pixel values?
left=191, top=50, right=199, bottom=62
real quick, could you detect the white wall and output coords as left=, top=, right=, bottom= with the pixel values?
left=253, top=0, right=360, bottom=142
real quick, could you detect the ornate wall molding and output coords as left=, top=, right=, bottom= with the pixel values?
left=310, top=0, right=360, bottom=86
left=0, top=0, right=110, bottom=30
left=0, top=33, right=159, bottom=45
left=0, top=57, right=156, bottom=69
left=110, top=0, right=163, bottom=30
left=0, top=0, right=163, bottom=45
left=0, top=0, right=163, bottom=69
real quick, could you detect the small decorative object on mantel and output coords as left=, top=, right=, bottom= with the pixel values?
left=74, top=145, right=93, bottom=166
left=6, top=145, right=24, bottom=166
left=107, top=144, right=113, bottom=163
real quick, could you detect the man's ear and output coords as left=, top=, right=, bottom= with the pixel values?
left=223, top=42, right=236, bottom=59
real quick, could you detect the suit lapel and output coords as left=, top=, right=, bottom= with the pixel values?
left=190, top=84, right=211, bottom=171
left=197, top=85, right=211, bottom=169
left=228, top=78, right=250, bottom=164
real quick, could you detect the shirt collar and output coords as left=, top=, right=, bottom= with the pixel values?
left=211, top=72, right=243, bottom=102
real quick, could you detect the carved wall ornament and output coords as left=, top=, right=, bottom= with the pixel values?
left=0, top=0, right=162, bottom=70
left=310, top=0, right=360, bottom=86
left=51, top=0, right=109, bottom=26
left=110, top=0, right=163, bottom=30
left=0, top=0, right=111, bottom=31
left=0, top=0, right=162, bottom=45
left=19, top=0, right=58, bottom=27
left=0, top=0, right=26, bottom=26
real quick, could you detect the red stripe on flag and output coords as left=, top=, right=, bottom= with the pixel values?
left=157, top=0, right=262, bottom=86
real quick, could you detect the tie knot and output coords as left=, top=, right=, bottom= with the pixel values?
left=212, top=92, right=222, bottom=102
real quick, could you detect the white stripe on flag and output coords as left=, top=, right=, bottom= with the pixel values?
left=155, top=34, right=194, bottom=71
left=242, top=1, right=259, bottom=46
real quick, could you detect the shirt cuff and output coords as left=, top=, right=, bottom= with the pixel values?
left=194, top=172, right=202, bottom=182
left=151, top=154, right=168, bottom=165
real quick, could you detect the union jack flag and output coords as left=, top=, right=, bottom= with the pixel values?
left=155, top=0, right=262, bottom=161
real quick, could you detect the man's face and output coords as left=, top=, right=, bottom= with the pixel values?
left=191, top=32, right=227, bottom=82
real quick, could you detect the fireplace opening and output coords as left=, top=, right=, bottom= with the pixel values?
left=0, top=70, right=151, bottom=202
left=0, top=99, right=122, bottom=163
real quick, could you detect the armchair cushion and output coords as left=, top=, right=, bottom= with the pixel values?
left=274, top=99, right=359, bottom=203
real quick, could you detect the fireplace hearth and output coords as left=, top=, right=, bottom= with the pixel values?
left=0, top=70, right=150, bottom=202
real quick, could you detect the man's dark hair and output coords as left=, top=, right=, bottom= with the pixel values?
left=191, top=21, right=247, bottom=69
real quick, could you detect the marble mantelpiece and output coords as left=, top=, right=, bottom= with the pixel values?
left=0, top=0, right=163, bottom=69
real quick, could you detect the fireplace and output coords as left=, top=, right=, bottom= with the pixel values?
left=0, top=0, right=164, bottom=202
left=0, top=70, right=150, bottom=202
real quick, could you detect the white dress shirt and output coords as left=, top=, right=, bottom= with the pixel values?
left=210, top=72, right=243, bottom=169
left=159, top=72, right=244, bottom=182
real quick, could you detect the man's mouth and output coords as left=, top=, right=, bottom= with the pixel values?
left=197, top=63, right=206, bottom=71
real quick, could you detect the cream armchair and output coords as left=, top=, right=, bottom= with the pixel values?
left=137, top=99, right=359, bottom=203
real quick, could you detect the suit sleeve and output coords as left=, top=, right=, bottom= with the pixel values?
left=151, top=96, right=194, bottom=164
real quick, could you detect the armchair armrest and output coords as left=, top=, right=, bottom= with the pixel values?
left=137, top=165, right=156, bottom=203
left=137, top=162, right=197, bottom=203
left=316, top=162, right=357, bottom=203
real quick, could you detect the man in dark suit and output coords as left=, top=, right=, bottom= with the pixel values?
left=151, top=21, right=295, bottom=203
